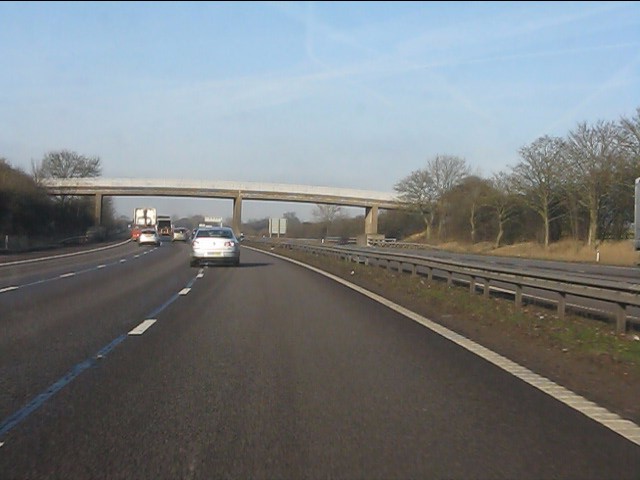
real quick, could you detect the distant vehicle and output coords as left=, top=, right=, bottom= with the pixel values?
left=133, top=207, right=157, bottom=227
left=131, top=226, right=142, bottom=241
left=157, top=215, right=173, bottom=237
left=138, top=228, right=161, bottom=247
left=172, top=227, right=190, bottom=242
left=204, top=216, right=223, bottom=227
left=132, top=207, right=157, bottom=242
left=190, top=226, right=240, bottom=267
left=86, top=226, right=106, bottom=241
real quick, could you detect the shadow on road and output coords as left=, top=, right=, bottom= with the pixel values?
left=198, top=262, right=272, bottom=268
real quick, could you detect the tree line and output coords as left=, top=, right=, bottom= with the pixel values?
left=394, top=107, right=640, bottom=248
left=0, top=150, right=119, bottom=246
left=2, top=107, right=639, bottom=248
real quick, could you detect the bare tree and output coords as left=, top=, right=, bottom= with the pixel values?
left=32, top=150, right=107, bottom=232
left=565, top=121, right=621, bottom=246
left=283, top=211, right=303, bottom=237
left=394, top=155, right=470, bottom=241
left=488, top=172, right=520, bottom=248
left=511, top=135, right=566, bottom=248
left=32, top=150, right=102, bottom=180
left=618, top=107, right=640, bottom=160
left=394, top=168, right=437, bottom=240
left=463, top=176, right=491, bottom=244
left=443, top=175, right=492, bottom=243
left=312, top=204, right=343, bottom=238
left=427, top=155, right=470, bottom=239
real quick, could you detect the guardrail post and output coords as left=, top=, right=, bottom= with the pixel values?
left=483, top=279, right=490, bottom=297
left=411, top=264, right=416, bottom=277
left=447, top=271, right=452, bottom=287
left=469, top=276, right=476, bottom=294
left=615, top=304, right=627, bottom=334
left=558, top=292, right=566, bottom=320
left=515, top=285, right=523, bottom=310
left=427, top=267, right=433, bottom=284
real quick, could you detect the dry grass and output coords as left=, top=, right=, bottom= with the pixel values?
left=406, top=236, right=640, bottom=266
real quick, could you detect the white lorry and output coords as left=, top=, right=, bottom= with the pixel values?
left=134, top=207, right=157, bottom=228
left=132, top=207, right=157, bottom=241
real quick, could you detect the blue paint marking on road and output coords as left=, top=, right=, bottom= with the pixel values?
left=145, top=274, right=199, bottom=319
left=11, top=248, right=156, bottom=292
left=0, top=334, right=127, bottom=438
left=0, top=272, right=200, bottom=441
left=146, top=293, right=180, bottom=319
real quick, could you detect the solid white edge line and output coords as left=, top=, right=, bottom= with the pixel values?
left=128, top=319, right=157, bottom=335
left=0, top=239, right=131, bottom=268
left=179, top=288, right=191, bottom=295
left=247, top=245, right=640, bottom=447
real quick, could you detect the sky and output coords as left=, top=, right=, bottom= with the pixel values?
left=1, top=1, right=639, bottom=222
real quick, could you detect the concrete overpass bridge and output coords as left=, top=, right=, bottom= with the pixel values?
left=41, top=178, right=407, bottom=237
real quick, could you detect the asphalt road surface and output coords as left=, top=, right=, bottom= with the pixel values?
left=1, top=241, right=639, bottom=479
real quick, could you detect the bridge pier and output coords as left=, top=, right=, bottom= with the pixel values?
left=94, top=193, right=103, bottom=226
left=365, top=205, right=379, bottom=235
left=232, top=194, right=242, bottom=236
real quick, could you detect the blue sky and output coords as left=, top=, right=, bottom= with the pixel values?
left=1, top=1, right=639, bottom=221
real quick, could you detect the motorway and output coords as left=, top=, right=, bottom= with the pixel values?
left=0, top=241, right=639, bottom=479
left=365, top=244, right=640, bottom=283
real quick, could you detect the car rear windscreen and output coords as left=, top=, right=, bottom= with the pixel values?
left=196, top=230, right=233, bottom=238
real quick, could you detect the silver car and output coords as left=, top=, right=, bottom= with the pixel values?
left=138, top=228, right=161, bottom=247
left=172, top=227, right=190, bottom=242
left=190, top=227, right=240, bottom=267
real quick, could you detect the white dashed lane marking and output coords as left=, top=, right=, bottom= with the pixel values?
left=179, top=288, right=191, bottom=296
left=59, top=273, right=75, bottom=278
left=128, top=319, right=157, bottom=335
left=0, top=286, right=18, bottom=293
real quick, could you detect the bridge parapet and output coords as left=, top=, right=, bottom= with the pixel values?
left=41, top=177, right=410, bottom=234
